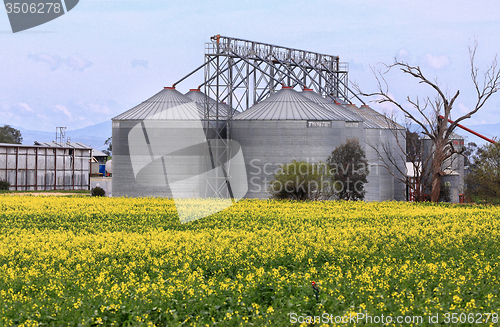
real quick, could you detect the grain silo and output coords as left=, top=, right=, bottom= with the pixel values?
left=113, top=35, right=409, bottom=204
left=184, top=88, right=232, bottom=118
left=231, top=86, right=347, bottom=198
left=359, top=104, right=406, bottom=201
left=185, top=88, right=232, bottom=138
left=343, top=104, right=406, bottom=201
left=112, top=87, right=209, bottom=198
left=300, top=89, right=366, bottom=142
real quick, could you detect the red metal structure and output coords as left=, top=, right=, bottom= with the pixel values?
left=439, top=115, right=496, bottom=144
left=438, top=115, right=497, bottom=203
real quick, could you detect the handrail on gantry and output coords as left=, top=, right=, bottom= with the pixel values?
left=210, top=34, right=340, bottom=61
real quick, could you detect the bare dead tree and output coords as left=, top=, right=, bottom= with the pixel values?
left=354, top=39, right=500, bottom=202
left=372, top=116, right=434, bottom=202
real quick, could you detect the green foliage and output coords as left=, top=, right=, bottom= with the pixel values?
left=0, top=180, right=10, bottom=191
left=439, top=181, right=451, bottom=202
left=463, top=142, right=478, bottom=167
left=406, top=129, right=423, bottom=161
left=326, top=139, right=369, bottom=200
left=91, top=186, right=106, bottom=197
left=465, top=142, right=500, bottom=204
left=0, top=125, right=22, bottom=144
left=268, top=160, right=332, bottom=200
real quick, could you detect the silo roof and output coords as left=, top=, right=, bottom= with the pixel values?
left=300, top=89, right=364, bottom=122
left=344, top=105, right=385, bottom=129
left=233, top=87, right=346, bottom=121
left=184, top=89, right=234, bottom=117
left=423, top=132, right=464, bottom=140
left=343, top=104, right=400, bottom=129
left=357, top=105, right=404, bottom=130
left=112, top=87, right=201, bottom=120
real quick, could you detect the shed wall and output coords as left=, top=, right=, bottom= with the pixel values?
left=0, top=145, right=90, bottom=191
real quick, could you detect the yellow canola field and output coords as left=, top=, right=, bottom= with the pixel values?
left=0, top=196, right=499, bottom=326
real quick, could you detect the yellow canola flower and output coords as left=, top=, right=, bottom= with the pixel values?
left=0, top=196, right=499, bottom=325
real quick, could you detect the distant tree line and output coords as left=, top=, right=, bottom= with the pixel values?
left=465, top=142, right=500, bottom=204
left=0, top=125, right=22, bottom=144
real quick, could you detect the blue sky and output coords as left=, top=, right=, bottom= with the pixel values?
left=1, top=0, right=499, bottom=137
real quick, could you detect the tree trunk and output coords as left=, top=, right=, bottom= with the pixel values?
left=430, top=139, right=444, bottom=202
left=430, top=170, right=441, bottom=202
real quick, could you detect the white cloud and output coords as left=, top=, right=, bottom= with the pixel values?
left=55, top=105, right=72, bottom=119
left=0, top=104, right=13, bottom=119
left=458, top=103, right=470, bottom=115
left=88, top=103, right=112, bottom=115
left=396, top=48, right=411, bottom=61
left=28, top=53, right=92, bottom=71
left=422, top=53, right=451, bottom=70
left=18, top=103, right=34, bottom=113
left=27, top=53, right=64, bottom=71
left=0, top=111, right=14, bottom=119
left=131, top=59, right=149, bottom=69
left=369, top=93, right=400, bottom=116
left=65, top=55, right=93, bottom=71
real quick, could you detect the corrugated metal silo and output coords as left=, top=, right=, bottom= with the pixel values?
left=443, top=133, right=465, bottom=182
left=184, top=88, right=231, bottom=139
left=300, top=89, right=366, bottom=142
left=231, top=87, right=347, bottom=199
left=112, top=87, right=209, bottom=198
left=184, top=89, right=232, bottom=118
left=344, top=104, right=406, bottom=201
left=360, top=104, right=406, bottom=201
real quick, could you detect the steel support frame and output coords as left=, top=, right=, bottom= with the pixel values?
left=202, top=35, right=357, bottom=198
left=173, top=35, right=358, bottom=198
left=202, top=35, right=366, bottom=113
left=203, top=35, right=352, bottom=112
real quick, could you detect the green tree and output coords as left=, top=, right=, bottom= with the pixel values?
left=439, top=181, right=452, bottom=202
left=406, top=129, right=422, bottom=161
left=0, top=125, right=22, bottom=144
left=268, top=160, right=333, bottom=201
left=463, top=142, right=478, bottom=167
left=465, top=142, right=500, bottom=204
left=326, top=139, right=369, bottom=201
